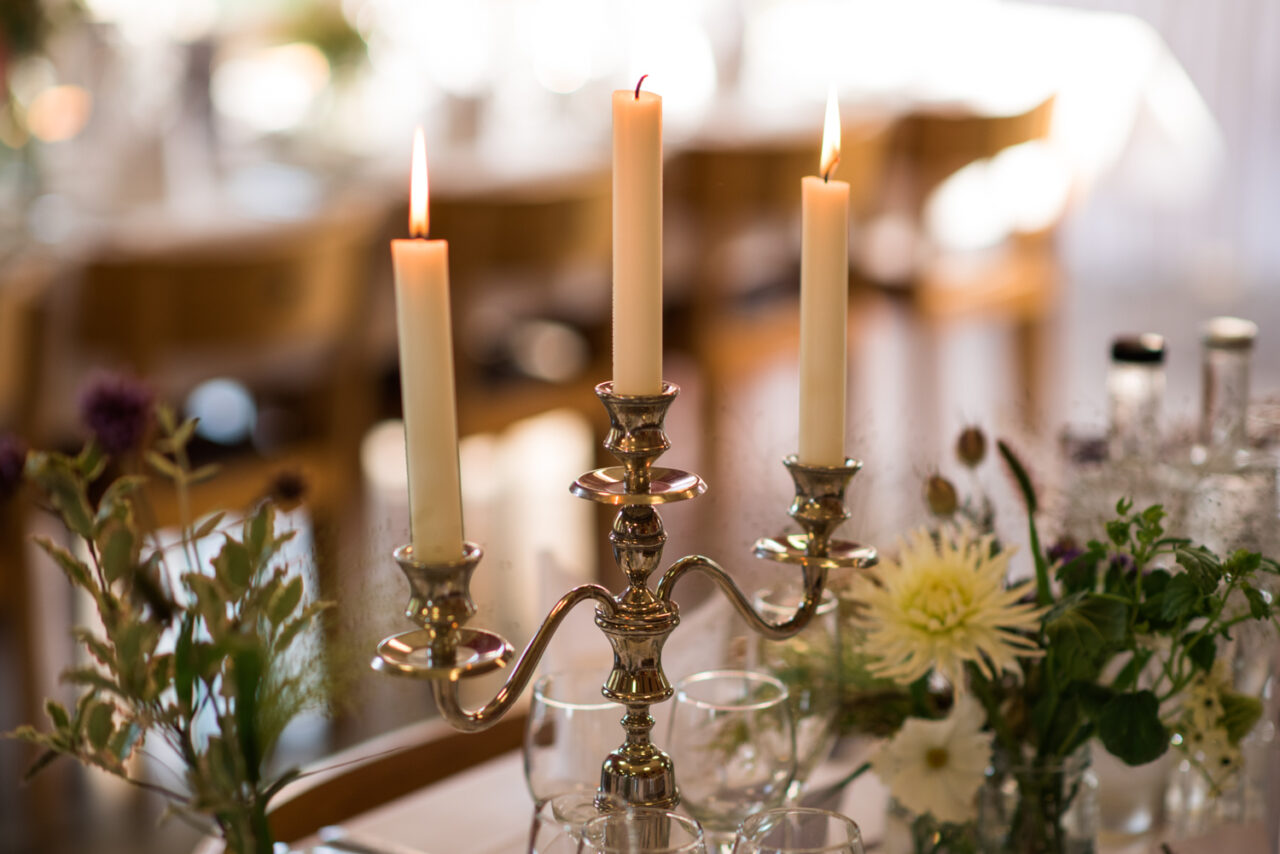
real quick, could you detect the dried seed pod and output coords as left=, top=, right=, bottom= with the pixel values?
left=956, top=426, right=987, bottom=468
left=925, top=474, right=959, bottom=516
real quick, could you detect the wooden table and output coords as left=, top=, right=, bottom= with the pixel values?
left=286, top=746, right=1267, bottom=854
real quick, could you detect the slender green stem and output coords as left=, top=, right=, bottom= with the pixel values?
left=826, top=760, right=872, bottom=793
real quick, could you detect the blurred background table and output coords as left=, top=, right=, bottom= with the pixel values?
left=1, top=1, right=1278, bottom=852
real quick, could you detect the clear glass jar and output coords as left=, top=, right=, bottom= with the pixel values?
left=978, top=747, right=1098, bottom=854
left=1184, top=317, right=1278, bottom=556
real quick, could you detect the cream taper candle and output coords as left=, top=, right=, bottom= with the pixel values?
left=799, top=88, right=849, bottom=466
left=391, top=128, right=465, bottom=562
left=611, top=77, right=663, bottom=395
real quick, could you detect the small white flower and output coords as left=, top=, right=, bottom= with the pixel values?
left=871, top=695, right=993, bottom=824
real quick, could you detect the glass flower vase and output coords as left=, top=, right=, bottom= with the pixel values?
left=977, top=748, right=1098, bottom=854
left=882, top=798, right=979, bottom=854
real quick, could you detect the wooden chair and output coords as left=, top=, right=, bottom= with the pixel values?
left=46, top=204, right=388, bottom=554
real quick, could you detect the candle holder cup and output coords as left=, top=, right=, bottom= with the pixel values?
left=372, top=380, right=876, bottom=810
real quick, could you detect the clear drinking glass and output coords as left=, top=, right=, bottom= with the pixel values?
left=528, top=791, right=626, bottom=854
left=750, top=587, right=840, bottom=800
left=732, top=807, right=864, bottom=854
left=667, top=670, right=795, bottom=852
left=579, top=808, right=707, bottom=853
left=525, top=671, right=624, bottom=804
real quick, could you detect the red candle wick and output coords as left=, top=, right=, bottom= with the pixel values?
left=634, top=74, right=649, bottom=99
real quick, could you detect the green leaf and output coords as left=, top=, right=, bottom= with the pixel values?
left=98, top=524, right=136, bottom=585
left=1105, top=519, right=1131, bottom=547
left=1139, top=504, right=1164, bottom=525
left=145, top=451, right=183, bottom=481
left=1033, top=682, right=1093, bottom=757
left=62, top=667, right=122, bottom=696
left=193, top=511, right=227, bottom=541
left=998, top=440, right=1038, bottom=514
left=107, top=721, right=142, bottom=762
left=1176, top=546, right=1223, bottom=594
left=155, top=403, right=177, bottom=435
left=94, top=475, right=145, bottom=529
left=1223, top=550, right=1263, bottom=579
left=246, top=504, right=273, bottom=564
left=231, top=645, right=264, bottom=785
left=22, top=750, right=63, bottom=782
left=1115, top=497, right=1134, bottom=517
left=27, top=455, right=95, bottom=538
left=76, top=442, right=107, bottom=483
left=1138, top=569, right=1175, bottom=628
left=174, top=614, right=196, bottom=713
left=188, top=464, right=220, bottom=485
left=212, top=539, right=252, bottom=596
left=1220, top=690, right=1263, bottom=744
left=1056, top=549, right=1102, bottom=595
left=267, top=577, right=303, bottom=626
left=34, top=538, right=95, bottom=592
left=1109, top=649, right=1152, bottom=694
left=1043, top=592, right=1129, bottom=680
left=72, top=627, right=115, bottom=668
left=1161, top=573, right=1204, bottom=622
left=44, top=700, right=70, bottom=731
left=1187, top=635, right=1216, bottom=672
left=86, top=702, right=114, bottom=750
left=261, top=767, right=303, bottom=804
left=274, top=600, right=333, bottom=652
left=184, top=572, right=226, bottom=626
left=169, top=418, right=197, bottom=451
left=1099, top=691, right=1168, bottom=765
left=1243, top=585, right=1270, bottom=620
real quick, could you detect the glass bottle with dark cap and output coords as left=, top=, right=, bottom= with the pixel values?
left=1107, top=333, right=1167, bottom=463
left=1063, top=333, right=1181, bottom=546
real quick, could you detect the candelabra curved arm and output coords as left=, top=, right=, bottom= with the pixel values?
left=431, top=582, right=616, bottom=733
left=655, top=555, right=827, bottom=641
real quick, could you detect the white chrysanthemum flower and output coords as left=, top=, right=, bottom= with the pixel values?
left=856, top=527, right=1044, bottom=686
left=871, top=695, right=993, bottom=824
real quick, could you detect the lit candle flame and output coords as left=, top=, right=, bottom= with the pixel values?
left=409, top=127, right=429, bottom=237
left=820, top=86, right=840, bottom=181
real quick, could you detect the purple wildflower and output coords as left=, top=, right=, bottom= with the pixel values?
left=1047, top=540, right=1084, bottom=565
left=79, top=373, right=153, bottom=456
left=0, top=433, right=26, bottom=502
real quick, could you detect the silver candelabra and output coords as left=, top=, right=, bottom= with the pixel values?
left=372, top=380, right=876, bottom=808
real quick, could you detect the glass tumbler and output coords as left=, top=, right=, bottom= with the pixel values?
left=579, top=808, right=706, bottom=854
left=525, top=671, right=624, bottom=804
left=667, top=670, right=795, bottom=852
left=732, top=807, right=863, bottom=854
left=528, top=791, right=626, bottom=854
left=750, top=587, right=840, bottom=799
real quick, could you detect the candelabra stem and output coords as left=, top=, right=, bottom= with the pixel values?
left=423, top=582, right=615, bottom=732
left=656, top=555, right=828, bottom=641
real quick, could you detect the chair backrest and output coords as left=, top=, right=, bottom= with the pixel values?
left=73, top=210, right=381, bottom=384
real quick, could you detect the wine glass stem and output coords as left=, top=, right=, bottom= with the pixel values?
left=707, top=830, right=736, bottom=854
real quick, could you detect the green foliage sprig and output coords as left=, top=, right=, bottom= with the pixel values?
left=8, top=405, right=334, bottom=854
left=995, top=441, right=1278, bottom=770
